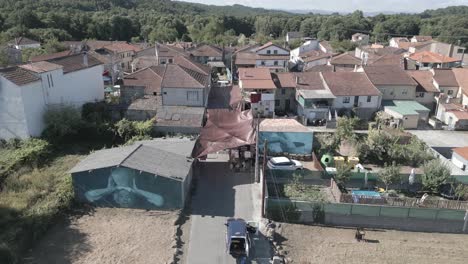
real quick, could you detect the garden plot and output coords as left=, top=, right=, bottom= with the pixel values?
left=24, top=208, right=178, bottom=264
left=277, top=223, right=468, bottom=264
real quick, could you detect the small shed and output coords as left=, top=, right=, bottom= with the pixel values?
left=69, top=138, right=196, bottom=210
left=383, top=100, right=430, bottom=129
left=452, top=147, right=468, bottom=171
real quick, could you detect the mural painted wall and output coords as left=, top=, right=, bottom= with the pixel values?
left=258, top=131, right=313, bottom=155
left=72, top=167, right=184, bottom=209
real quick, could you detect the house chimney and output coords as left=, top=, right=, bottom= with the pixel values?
left=83, top=52, right=88, bottom=67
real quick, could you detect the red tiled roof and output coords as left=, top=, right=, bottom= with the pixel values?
left=123, top=66, right=165, bottom=95
left=453, top=68, right=468, bottom=96
left=104, top=42, right=141, bottom=53
left=173, top=55, right=211, bottom=75
left=364, top=65, right=417, bottom=86
left=330, top=53, right=361, bottom=65
left=322, top=72, right=381, bottom=96
left=433, top=69, right=459, bottom=87
left=453, top=147, right=468, bottom=160
left=272, top=72, right=296, bottom=88
left=407, top=70, right=439, bottom=93
left=20, top=61, right=62, bottom=73
left=0, top=66, right=41, bottom=86
left=368, top=54, right=402, bottom=66
left=31, top=50, right=74, bottom=62
left=47, top=53, right=102, bottom=74
left=235, top=51, right=256, bottom=65
left=295, top=72, right=325, bottom=90
left=409, top=51, right=460, bottom=63
left=238, top=68, right=276, bottom=90
left=162, top=64, right=208, bottom=89
left=256, top=42, right=289, bottom=52
left=190, top=44, right=222, bottom=57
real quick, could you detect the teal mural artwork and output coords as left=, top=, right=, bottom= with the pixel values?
left=259, top=131, right=313, bottom=155
left=84, top=167, right=164, bottom=208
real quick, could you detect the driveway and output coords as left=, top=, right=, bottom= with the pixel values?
left=186, top=155, right=271, bottom=264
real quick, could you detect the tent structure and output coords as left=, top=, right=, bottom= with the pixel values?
left=192, top=109, right=256, bottom=158
left=69, top=138, right=196, bottom=210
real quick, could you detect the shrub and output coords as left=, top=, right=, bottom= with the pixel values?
left=335, top=164, right=352, bottom=187
left=115, top=118, right=154, bottom=143
left=42, top=105, right=82, bottom=143
left=284, top=174, right=327, bottom=202
left=422, top=159, right=451, bottom=193
left=378, top=161, right=401, bottom=191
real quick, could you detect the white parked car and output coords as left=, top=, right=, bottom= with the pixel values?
left=267, top=157, right=303, bottom=171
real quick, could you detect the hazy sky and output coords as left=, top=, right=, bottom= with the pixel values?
left=179, top=0, right=468, bottom=13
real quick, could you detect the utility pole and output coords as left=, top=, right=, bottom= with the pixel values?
left=261, top=139, right=268, bottom=218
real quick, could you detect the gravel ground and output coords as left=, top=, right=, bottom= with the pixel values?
left=24, top=207, right=178, bottom=264
left=277, top=223, right=468, bottom=264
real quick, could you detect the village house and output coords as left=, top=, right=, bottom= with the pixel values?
left=382, top=100, right=430, bottom=129
left=97, top=42, right=141, bottom=72
left=355, top=45, right=406, bottom=65
left=289, top=39, right=333, bottom=71
left=407, top=70, right=440, bottom=109
left=436, top=102, right=468, bottom=130
left=408, top=41, right=467, bottom=66
left=271, top=72, right=298, bottom=114
left=7, top=37, right=41, bottom=50
left=453, top=68, right=468, bottom=106
left=238, top=68, right=276, bottom=117
left=351, top=33, right=370, bottom=46
left=451, top=147, right=468, bottom=171
left=322, top=71, right=382, bottom=120
left=188, top=44, right=224, bottom=64
left=362, top=65, right=418, bottom=101
left=407, top=50, right=462, bottom=70
left=0, top=53, right=104, bottom=139
left=328, top=53, right=362, bottom=72
left=389, top=37, right=410, bottom=49
left=234, top=42, right=290, bottom=73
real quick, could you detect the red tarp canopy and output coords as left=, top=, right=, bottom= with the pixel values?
left=192, top=109, right=256, bottom=158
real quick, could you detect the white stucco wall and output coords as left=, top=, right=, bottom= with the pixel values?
left=377, top=85, right=417, bottom=100
left=162, top=87, right=205, bottom=107
left=333, top=95, right=380, bottom=109
left=0, top=78, right=38, bottom=139
left=415, top=91, right=436, bottom=105
left=58, top=65, right=105, bottom=105
left=255, top=59, right=288, bottom=68
left=256, top=45, right=289, bottom=56
left=21, top=82, right=48, bottom=137
left=452, top=152, right=468, bottom=170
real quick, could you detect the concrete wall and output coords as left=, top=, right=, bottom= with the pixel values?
left=274, top=87, right=296, bottom=113
left=162, top=87, right=205, bottom=107
left=452, top=152, right=468, bottom=171
left=59, top=65, right=105, bottom=105
left=377, top=85, right=417, bottom=100
left=0, top=78, right=37, bottom=139
left=415, top=91, right=436, bottom=108
left=257, top=45, right=289, bottom=56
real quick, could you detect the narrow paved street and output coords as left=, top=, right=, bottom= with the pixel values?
left=186, top=155, right=271, bottom=264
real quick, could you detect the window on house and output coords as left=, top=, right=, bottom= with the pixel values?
left=49, top=74, right=54, bottom=87
left=121, top=63, right=125, bottom=68
left=367, top=96, right=371, bottom=102
left=274, top=61, right=278, bottom=66
left=448, top=90, right=454, bottom=95
left=267, top=50, right=271, bottom=54
left=261, top=61, right=265, bottom=66
left=440, top=88, right=445, bottom=93
left=275, top=100, right=280, bottom=107
left=343, top=97, right=350, bottom=103
left=458, top=48, right=465, bottom=54
left=423, top=63, right=429, bottom=67
left=281, top=88, right=286, bottom=95
left=153, top=92, right=157, bottom=96
left=187, top=91, right=199, bottom=101
left=274, top=50, right=278, bottom=55
left=402, top=89, right=408, bottom=95
left=416, top=92, right=425, bottom=98
left=163, top=92, right=167, bottom=95
left=168, top=59, right=173, bottom=63
left=265, top=107, right=269, bottom=111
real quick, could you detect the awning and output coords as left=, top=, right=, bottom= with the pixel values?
left=192, top=109, right=256, bottom=158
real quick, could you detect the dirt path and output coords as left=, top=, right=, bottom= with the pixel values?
left=278, top=223, right=468, bottom=264
left=24, top=208, right=178, bottom=264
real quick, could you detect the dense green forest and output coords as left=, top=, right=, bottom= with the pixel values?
left=0, top=0, right=468, bottom=47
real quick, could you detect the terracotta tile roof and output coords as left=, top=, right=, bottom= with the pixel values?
left=235, top=51, right=256, bottom=65
left=300, top=50, right=332, bottom=62
left=0, top=66, right=40, bottom=86
left=453, top=146, right=468, bottom=160
left=364, top=65, right=417, bottom=86
left=361, top=46, right=407, bottom=56
left=162, top=64, right=208, bottom=89
left=173, top=55, right=211, bottom=75
left=412, top=36, right=433, bottom=42
left=305, top=64, right=334, bottom=72
left=409, top=51, right=460, bottom=63
left=442, top=103, right=468, bottom=120
left=48, top=53, right=102, bottom=74
left=433, top=69, right=459, bottom=87
left=322, top=72, right=381, bottom=96
left=156, top=43, right=189, bottom=58
left=8, top=37, right=40, bottom=46
left=31, top=50, right=74, bottom=62
left=104, top=42, right=141, bottom=53
left=330, top=53, right=361, bottom=65
left=272, top=72, right=296, bottom=88
left=256, top=42, right=289, bottom=52
left=156, top=106, right=205, bottom=128
left=368, top=54, right=402, bottom=66
left=189, top=44, right=222, bottom=57
left=238, top=68, right=276, bottom=90
left=294, top=72, right=325, bottom=90
left=453, top=68, right=468, bottom=96
left=407, top=70, right=439, bottom=93
left=123, top=66, right=165, bottom=95
left=20, top=61, right=62, bottom=73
